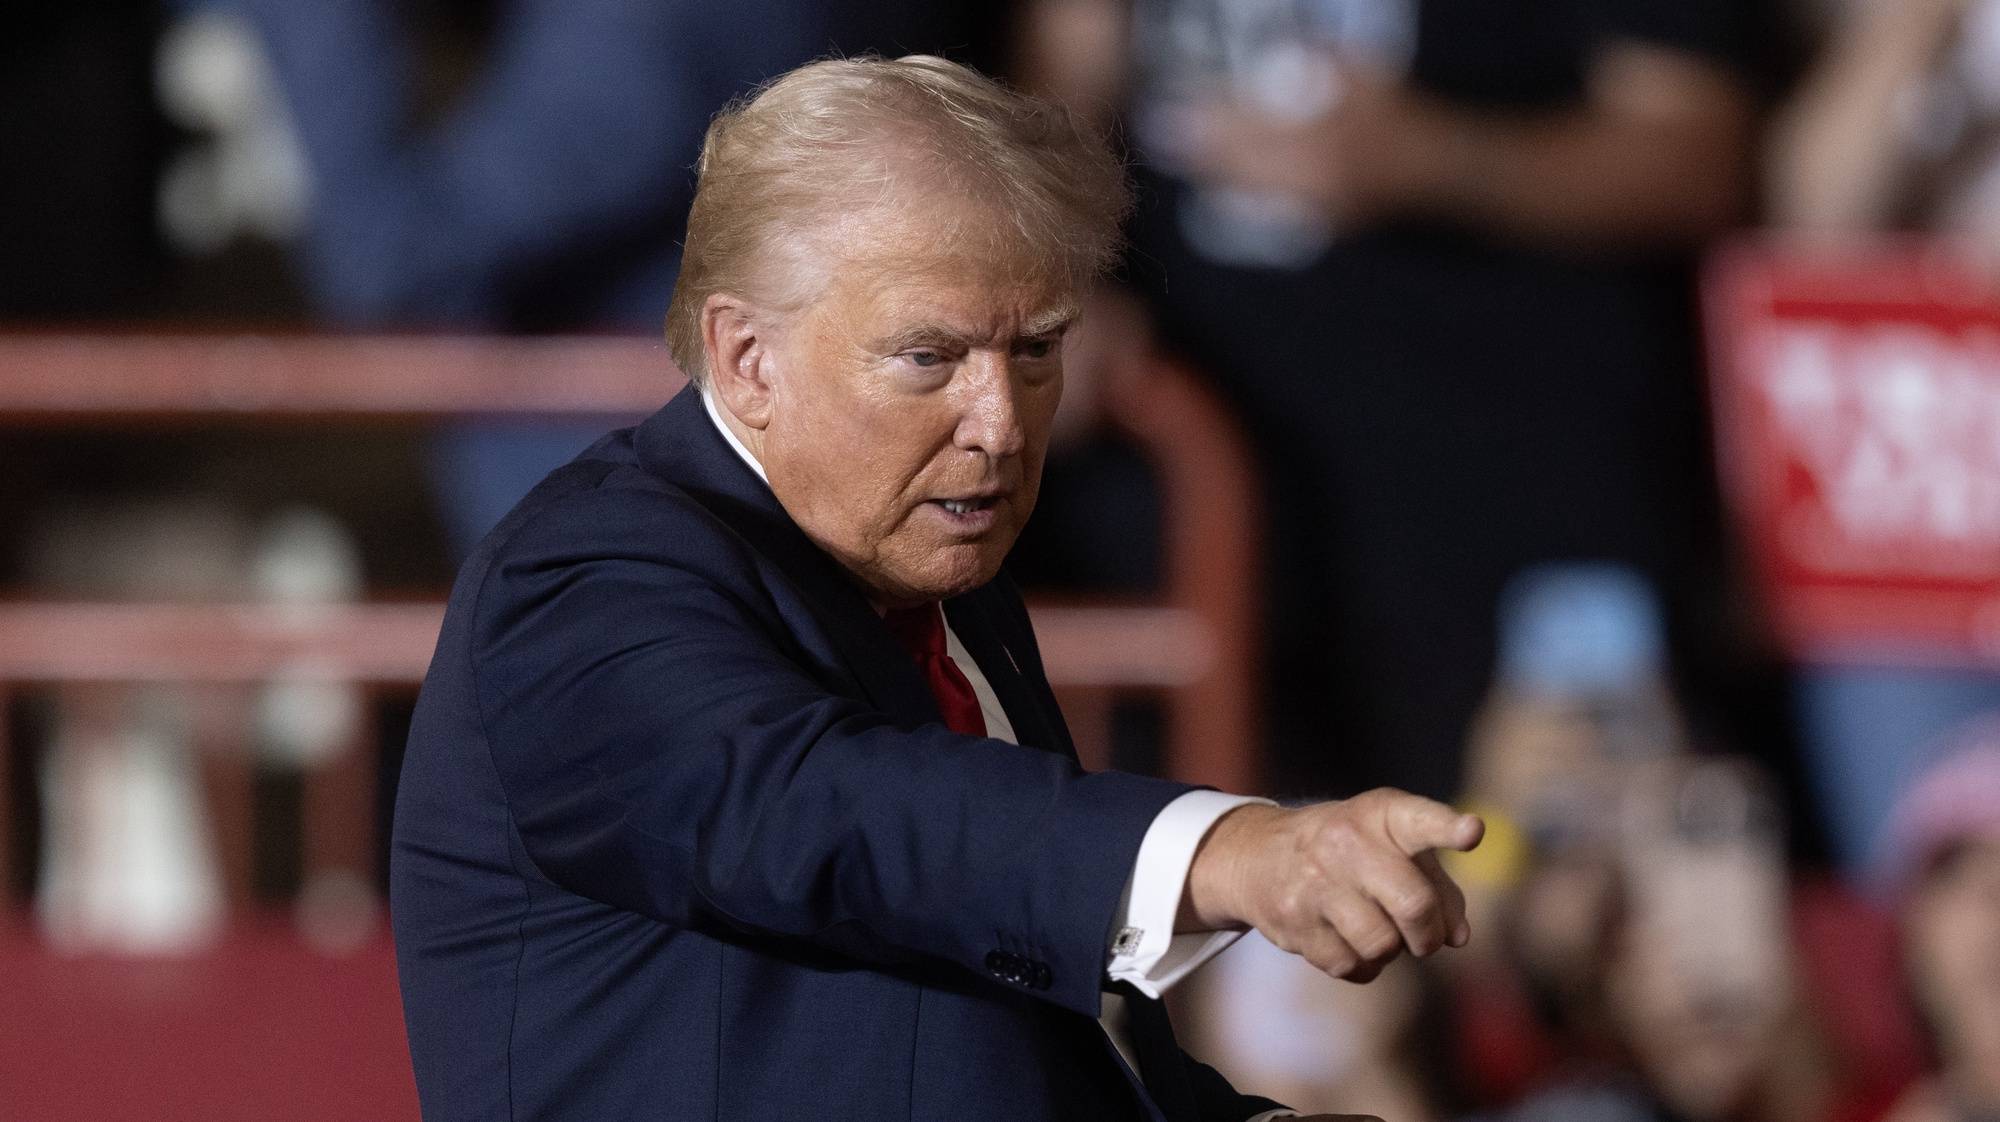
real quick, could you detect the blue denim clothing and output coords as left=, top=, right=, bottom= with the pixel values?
left=230, top=0, right=962, bottom=550
left=1797, top=664, right=2000, bottom=875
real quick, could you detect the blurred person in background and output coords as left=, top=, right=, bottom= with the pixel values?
left=1446, top=571, right=1837, bottom=1122
left=1015, top=1, right=1809, bottom=1096
left=1455, top=753, right=1839, bottom=1122
left=1185, top=565, right=1689, bottom=1115
left=1, top=5, right=421, bottom=951
left=1447, top=565, right=1694, bottom=1108
left=184, top=0, right=982, bottom=551
left=1157, top=567, right=1836, bottom=1120
left=1771, top=0, right=2000, bottom=250
left=1874, top=724, right=2000, bottom=1122
left=1764, top=0, right=2000, bottom=876
left=1016, top=0, right=1775, bottom=816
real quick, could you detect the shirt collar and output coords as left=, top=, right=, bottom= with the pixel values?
left=700, top=386, right=771, bottom=486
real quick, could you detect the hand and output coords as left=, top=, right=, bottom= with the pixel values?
left=1164, top=57, right=1446, bottom=228
left=1183, top=790, right=1484, bottom=983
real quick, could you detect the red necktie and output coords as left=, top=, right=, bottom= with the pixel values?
left=881, top=603, right=988, bottom=737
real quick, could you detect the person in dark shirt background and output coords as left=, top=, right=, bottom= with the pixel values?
left=1022, top=0, right=1777, bottom=803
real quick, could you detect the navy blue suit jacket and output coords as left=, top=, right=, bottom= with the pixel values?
left=391, top=387, right=1284, bottom=1121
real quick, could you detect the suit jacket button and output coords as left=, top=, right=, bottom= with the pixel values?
left=985, top=950, right=1020, bottom=980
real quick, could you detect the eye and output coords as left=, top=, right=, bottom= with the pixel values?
left=905, top=350, right=946, bottom=368
left=1019, top=338, right=1058, bottom=360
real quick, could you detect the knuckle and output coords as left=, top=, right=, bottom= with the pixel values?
left=1358, top=787, right=1403, bottom=811
left=1312, top=819, right=1365, bottom=860
left=1387, top=885, right=1438, bottom=924
left=1354, top=926, right=1400, bottom=961
left=1274, top=888, right=1313, bottom=927
left=1300, top=942, right=1336, bottom=973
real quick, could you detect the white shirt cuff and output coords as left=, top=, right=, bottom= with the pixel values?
left=1105, top=790, right=1274, bottom=999
left=1245, top=1111, right=1301, bottom=1120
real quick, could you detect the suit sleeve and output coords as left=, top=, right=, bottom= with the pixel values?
left=466, top=484, right=1196, bottom=1018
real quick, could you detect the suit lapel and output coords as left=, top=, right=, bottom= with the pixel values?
left=944, top=592, right=1072, bottom=761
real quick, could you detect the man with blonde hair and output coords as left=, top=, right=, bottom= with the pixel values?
left=392, top=54, right=1482, bottom=1121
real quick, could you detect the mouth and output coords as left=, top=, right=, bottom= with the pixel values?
left=935, top=496, right=998, bottom=516
left=924, top=493, right=1004, bottom=533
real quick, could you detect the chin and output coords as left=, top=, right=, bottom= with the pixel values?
left=888, top=544, right=1008, bottom=604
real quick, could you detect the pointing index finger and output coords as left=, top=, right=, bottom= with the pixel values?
left=1384, top=794, right=1484, bottom=857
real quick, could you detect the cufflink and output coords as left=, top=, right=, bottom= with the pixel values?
left=1110, top=926, right=1143, bottom=957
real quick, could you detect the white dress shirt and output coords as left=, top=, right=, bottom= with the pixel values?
left=700, top=392, right=1294, bottom=1120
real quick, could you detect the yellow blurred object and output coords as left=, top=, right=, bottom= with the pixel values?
left=1444, top=804, right=1529, bottom=889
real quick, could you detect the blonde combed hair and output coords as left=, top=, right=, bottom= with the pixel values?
left=664, top=54, right=1132, bottom=385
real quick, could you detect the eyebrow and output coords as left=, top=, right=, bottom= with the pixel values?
left=1024, top=306, right=1080, bottom=338
left=869, top=307, right=1078, bottom=355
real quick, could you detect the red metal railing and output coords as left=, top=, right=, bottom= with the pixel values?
left=0, top=333, right=1265, bottom=914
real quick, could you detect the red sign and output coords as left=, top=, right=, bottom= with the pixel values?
left=1705, top=239, right=2000, bottom=666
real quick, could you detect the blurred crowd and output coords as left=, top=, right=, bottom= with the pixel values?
left=5, top=0, right=2000, bottom=1119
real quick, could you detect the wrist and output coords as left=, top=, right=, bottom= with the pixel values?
left=1178, top=802, right=1284, bottom=932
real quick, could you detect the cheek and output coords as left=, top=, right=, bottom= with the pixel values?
left=776, top=413, right=944, bottom=555
left=844, top=429, right=945, bottom=517
left=800, top=451, right=915, bottom=549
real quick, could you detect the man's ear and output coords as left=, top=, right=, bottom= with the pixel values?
left=700, top=292, right=777, bottom=430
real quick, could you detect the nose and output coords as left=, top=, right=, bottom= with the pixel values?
left=952, top=352, right=1026, bottom=459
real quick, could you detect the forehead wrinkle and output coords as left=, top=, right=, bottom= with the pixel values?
left=794, top=198, right=1079, bottom=355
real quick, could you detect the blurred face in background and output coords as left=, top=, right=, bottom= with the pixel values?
left=1606, top=761, right=1799, bottom=1122
left=748, top=198, right=1071, bottom=607
left=1906, top=840, right=2000, bottom=1081
left=1607, top=923, right=1792, bottom=1122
